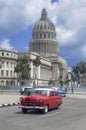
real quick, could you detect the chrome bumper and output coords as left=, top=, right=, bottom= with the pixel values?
left=19, top=105, right=45, bottom=110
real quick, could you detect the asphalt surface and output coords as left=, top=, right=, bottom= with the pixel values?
left=0, top=92, right=86, bottom=108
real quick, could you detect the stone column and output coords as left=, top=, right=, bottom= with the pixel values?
left=30, top=61, right=33, bottom=78
left=38, top=65, right=40, bottom=79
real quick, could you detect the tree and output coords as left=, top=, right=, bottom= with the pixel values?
left=33, top=56, right=41, bottom=86
left=48, top=80, right=55, bottom=86
left=59, top=80, right=64, bottom=88
left=72, top=64, right=80, bottom=86
left=72, top=61, right=86, bottom=86
left=78, top=62, right=86, bottom=76
left=14, top=54, right=31, bottom=85
left=33, top=56, right=41, bottom=67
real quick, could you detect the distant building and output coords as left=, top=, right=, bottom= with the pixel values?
left=0, top=48, right=18, bottom=86
left=0, top=9, right=71, bottom=87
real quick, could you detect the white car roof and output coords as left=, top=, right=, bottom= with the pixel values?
left=34, top=88, right=54, bottom=91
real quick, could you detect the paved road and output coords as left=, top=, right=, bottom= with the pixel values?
left=0, top=97, right=86, bottom=130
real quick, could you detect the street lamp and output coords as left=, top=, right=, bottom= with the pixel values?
left=0, top=59, right=2, bottom=69
left=0, top=59, right=2, bottom=93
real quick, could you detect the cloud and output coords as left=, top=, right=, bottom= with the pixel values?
left=0, top=38, right=14, bottom=50
left=55, top=0, right=86, bottom=47
left=0, top=0, right=56, bottom=36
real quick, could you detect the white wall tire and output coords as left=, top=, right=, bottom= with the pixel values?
left=42, top=105, right=48, bottom=114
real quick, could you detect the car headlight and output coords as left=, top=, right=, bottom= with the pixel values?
left=39, top=99, right=44, bottom=103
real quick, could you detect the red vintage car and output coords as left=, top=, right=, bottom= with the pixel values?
left=19, top=88, right=62, bottom=114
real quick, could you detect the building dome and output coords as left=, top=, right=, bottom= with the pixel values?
left=33, top=9, right=55, bottom=33
left=29, top=9, right=59, bottom=57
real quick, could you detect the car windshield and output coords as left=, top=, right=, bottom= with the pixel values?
left=31, top=90, right=48, bottom=96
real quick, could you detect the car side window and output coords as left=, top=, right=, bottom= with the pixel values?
left=53, top=91, right=57, bottom=96
left=50, top=91, right=56, bottom=96
left=49, top=91, right=53, bottom=96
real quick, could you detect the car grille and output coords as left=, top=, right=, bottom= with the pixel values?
left=23, top=101, right=40, bottom=106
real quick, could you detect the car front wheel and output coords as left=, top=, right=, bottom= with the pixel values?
left=42, top=105, right=48, bottom=114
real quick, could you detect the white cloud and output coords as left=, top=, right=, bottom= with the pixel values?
left=0, top=39, right=14, bottom=50
left=56, top=27, right=75, bottom=46
left=0, top=0, right=57, bottom=36
left=54, top=0, right=86, bottom=47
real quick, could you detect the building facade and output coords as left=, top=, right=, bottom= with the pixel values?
left=0, top=48, right=18, bottom=86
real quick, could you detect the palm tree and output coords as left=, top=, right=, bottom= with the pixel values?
left=48, top=80, right=55, bottom=86
left=33, top=56, right=41, bottom=86
left=78, top=62, right=86, bottom=76
left=33, top=56, right=41, bottom=67
left=72, top=64, right=80, bottom=86
left=72, top=61, right=86, bottom=86
left=77, top=61, right=86, bottom=86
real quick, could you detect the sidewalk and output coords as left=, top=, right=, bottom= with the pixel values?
left=0, top=93, right=21, bottom=107
left=66, top=93, right=86, bottom=99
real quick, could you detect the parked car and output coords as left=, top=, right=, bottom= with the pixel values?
left=19, top=88, right=62, bottom=114
left=20, top=86, right=33, bottom=95
left=23, top=87, right=34, bottom=96
left=51, top=87, right=66, bottom=97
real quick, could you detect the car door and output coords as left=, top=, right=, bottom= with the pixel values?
left=49, top=91, right=57, bottom=109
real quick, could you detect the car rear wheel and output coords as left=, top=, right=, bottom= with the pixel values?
left=22, top=108, right=28, bottom=113
left=42, top=105, right=48, bottom=114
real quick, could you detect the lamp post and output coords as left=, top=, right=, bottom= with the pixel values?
left=0, top=59, right=2, bottom=94
left=0, top=59, right=2, bottom=69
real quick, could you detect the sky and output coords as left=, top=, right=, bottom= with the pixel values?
left=0, top=0, right=86, bottom=67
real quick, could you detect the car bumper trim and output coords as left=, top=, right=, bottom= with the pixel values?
left=19, top=105, right=44, bottom=110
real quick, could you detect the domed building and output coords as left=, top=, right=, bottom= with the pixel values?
left=29, top=9, right=70, bottom=86
left=29, top=9, right=59, bottom=57
left=0, top=9, right=71, bottom=87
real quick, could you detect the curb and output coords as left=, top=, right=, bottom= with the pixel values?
left=0, top=102, right=19, bottom=108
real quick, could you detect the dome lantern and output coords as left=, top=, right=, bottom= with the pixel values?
left=41, top=9, right=47, bottom=20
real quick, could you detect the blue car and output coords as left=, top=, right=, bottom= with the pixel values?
left=51, top=87, right=66, bottom=97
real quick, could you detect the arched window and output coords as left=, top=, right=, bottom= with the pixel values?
left=6, top=81, right=9, bottom=86
left=40, top=24, right=42, bottom=29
